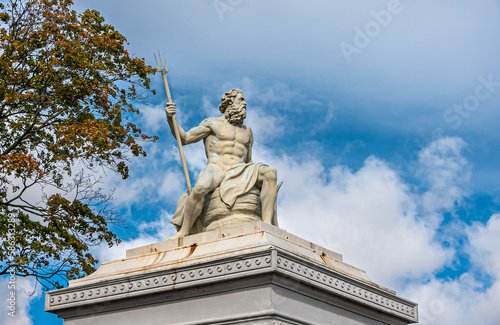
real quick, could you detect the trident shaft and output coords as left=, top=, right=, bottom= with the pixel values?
left=154, top=51, right=192, bottom=193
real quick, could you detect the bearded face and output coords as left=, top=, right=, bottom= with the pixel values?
left=219, top=89, right=247, bottom=126
left=224, top=104, right=246, bottom=126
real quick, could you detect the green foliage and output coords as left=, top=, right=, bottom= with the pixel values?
left=0, top=0, right=157, bottom=289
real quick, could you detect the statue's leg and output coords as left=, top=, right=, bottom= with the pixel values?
left=257, top=165, right=278, bottom=225
left=169, top=164, right=224, bottom=239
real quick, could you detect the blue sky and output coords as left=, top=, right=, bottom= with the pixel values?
left=2, top=0, right=500, bottom=324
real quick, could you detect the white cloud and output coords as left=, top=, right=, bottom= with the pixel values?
left=467, top=214, right=500, bottom=276
left=158, top=170, right=185, bottom=203
left=181, top=142, right=208, bottom=176
left=418, top=137, right=470, bottom=214
left=320, top=102, right=336, bottom=129
left=137, top=103, right=166, bottom=134
left=274, top=154, right=452, bottom=289
left=201, top=95, right=219, bottom=116
left=246, top=105, right=285, bottom=143
left=103, top=141, right=188, bottom=208
left=94, top=235, right=160, bottom=264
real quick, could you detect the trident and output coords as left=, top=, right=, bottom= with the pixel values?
left=154, top=51, right=192, bottom=193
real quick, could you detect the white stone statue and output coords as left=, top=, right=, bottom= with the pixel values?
left=165, top=89, right=279, bottom=239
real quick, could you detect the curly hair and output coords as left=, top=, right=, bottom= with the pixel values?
left=219, top=88, right=243, bottom=113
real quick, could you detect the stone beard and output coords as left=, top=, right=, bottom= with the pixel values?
left=224, top=104, right=246, bottom=126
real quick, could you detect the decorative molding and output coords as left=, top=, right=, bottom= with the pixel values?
left=46, top=253, right=273, bottom=311
left=274, top=252, right=418, bottom=322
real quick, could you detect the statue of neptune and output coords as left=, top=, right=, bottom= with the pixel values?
left=166, top=89, right=279, bottom=239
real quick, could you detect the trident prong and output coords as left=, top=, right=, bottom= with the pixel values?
left=154, top=50, right=169, bottom=73
left=154, top=52, right=159, bottom=71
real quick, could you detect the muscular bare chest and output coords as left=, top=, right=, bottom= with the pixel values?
left=205, top=121, right=251, bottom=154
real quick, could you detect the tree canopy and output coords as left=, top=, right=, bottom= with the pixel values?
left=0, top=0, right=157, bottom=289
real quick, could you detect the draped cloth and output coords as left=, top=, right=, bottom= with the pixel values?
left=170, top=163, right=265, bottom=230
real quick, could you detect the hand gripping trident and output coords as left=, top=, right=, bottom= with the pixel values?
left=154, top=51, right=192, bottom=193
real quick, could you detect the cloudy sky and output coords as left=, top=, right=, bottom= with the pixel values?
left=3, top=0, right=500, bottom=324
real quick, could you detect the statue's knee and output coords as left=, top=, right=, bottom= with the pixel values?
left=192, top=185, right=208, bottom=198
left=262, top=166, right=277, bottom=181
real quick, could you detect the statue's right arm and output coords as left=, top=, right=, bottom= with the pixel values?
left=182, top=119, right=213, bottom=145
left=166, top=103, right=212, bottom=145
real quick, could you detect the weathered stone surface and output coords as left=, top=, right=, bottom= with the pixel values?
left=192, top=186, right=262, bottom=234
left=45, top=222, right=418, bottom=324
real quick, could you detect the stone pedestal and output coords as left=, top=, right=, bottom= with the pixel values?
left=45, top=222, right=418, bottom=324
